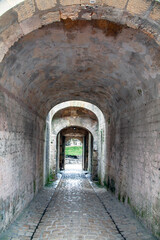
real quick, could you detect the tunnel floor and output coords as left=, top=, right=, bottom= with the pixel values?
left=0, top=166, right=156, bottom=240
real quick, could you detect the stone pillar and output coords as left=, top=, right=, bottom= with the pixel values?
left=88, top=133, right=91, bottom=172
left=56, top=133, right=60, bottom=172
left=43, top=114, right=50, bottom=185
left=83, top=134, right=89, bottom=171
left=82, top=136, right=85, bottom=170
left=59, top=134, right=65, bottom=170
left=92, top=149, right=98, bottom=181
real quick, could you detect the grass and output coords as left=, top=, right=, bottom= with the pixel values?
left=65, top=146, right=82, bottom=156
left=94, top=181, right=104, bottom=188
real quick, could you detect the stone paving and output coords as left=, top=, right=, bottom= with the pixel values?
left=0, top=165, right=157, bottom=240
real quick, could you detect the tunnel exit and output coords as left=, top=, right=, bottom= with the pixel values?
left=57, top=126, right=94, bottom=174
left=65, top=138, right=83, bottom=170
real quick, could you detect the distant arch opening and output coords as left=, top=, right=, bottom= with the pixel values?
left=44, top=100, right=107, bottom=184
left=65, top=138, right=83, bottom=170
left=56, top=126, right=93, bottom=173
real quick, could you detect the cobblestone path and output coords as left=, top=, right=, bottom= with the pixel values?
left=0, top=167, right=157, bottom=240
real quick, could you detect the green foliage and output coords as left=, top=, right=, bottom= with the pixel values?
left=65, top=146, right=82, bottom=156
left=137, top=89, right=142, bottom=95
left=122, top=195, right=126, bottom=203
left=94, top=181, right=103, bottom=188
left=45, top=171, right=56, bottom=187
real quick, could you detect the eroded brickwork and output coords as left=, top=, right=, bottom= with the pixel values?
left=107, top=100, right=160, bottom=238
left=0, top=89, right=45, bottom=232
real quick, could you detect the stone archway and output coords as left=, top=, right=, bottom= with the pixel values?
left=57, top=126, right=94, bottom=174
left=46, top=102, right=101, bottom=181
left=48, top=101, right=106, bottom=184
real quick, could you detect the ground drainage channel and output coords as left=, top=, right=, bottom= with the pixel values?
left=30, top=173, right=63, bottom=240
left=30, top=171, right=126, bottom=240
left=86, top=174, right=126, bottom=240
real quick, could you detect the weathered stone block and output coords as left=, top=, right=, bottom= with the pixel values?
left=0, top=41, right=8, bottom=62
left=125, top=20, right=139, bottom=29
left=36, top=0, right=57, bottom=10
left=127, top=0, right=151, bottom=15
left=14, top=0, right=35, bottom=22
left=20, top=15, right=41, bottom=35
left=60, top=0, right=80, bottom=5
left=81, top=12, right=92, bottom=20
left=102, top=0, right=127, bottom=9
left=41, top=11, right=60, bottom=25
left=60, top=6, right=80, bottom=20
left=149, top=3, right=160, bottom=23
left=1, top=23, right=23, bottom=48
left=0, top=89, right=45, bottom=232
left=0, top=10, right=18, bottom=34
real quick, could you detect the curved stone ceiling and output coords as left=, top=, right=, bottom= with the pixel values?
left=52, top=106, right=98, bottom=137
left=53, top=107, right=98, bottom=121
left=0, top=19, right=160, bottom=116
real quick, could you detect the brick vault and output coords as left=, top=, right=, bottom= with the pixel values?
left=0, top=0, right=160, bottom=239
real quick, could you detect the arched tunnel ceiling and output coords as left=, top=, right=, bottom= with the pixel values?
left=0, top=19, right=160, bottom=116
left=53, top=106, right=98, bottom=121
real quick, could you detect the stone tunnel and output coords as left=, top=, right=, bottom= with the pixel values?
left=0, top=0, right=160, bottom=239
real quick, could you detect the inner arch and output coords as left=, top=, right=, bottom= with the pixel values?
left=45, top=101, right=106, bottom=184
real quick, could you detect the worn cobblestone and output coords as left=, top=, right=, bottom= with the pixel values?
left=0, top=167, right=156, bottom=240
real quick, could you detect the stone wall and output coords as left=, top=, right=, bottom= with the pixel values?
left=107, top=100, right=160, bottom=238
left=0, top=89, right=45, bottom=232
left=0, top=0, right=159, bottom=237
